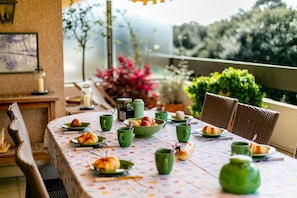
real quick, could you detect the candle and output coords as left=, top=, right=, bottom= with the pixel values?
left=36, top=78, right=44, bottom=92
left=83, top=95, right=91, bottom=108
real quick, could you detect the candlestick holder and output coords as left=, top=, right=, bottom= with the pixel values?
left=31, top=66, right=48, bottom=95
left=80, top=84, right=94, bottom=110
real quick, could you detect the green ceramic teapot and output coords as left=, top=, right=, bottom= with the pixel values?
left=219, top=155, right=261, bottom=194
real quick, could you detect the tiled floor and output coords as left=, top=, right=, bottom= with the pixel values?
left=0, top=176, right=26, bottom=198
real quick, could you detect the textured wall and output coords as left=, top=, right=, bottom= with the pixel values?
left=0, top=0, right=65, bottom=143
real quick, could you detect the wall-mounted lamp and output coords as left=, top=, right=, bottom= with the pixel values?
left=0, top=0, right=17, bottom=24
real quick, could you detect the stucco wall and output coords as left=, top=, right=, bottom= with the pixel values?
left=0, top=0, right=65, bottom=143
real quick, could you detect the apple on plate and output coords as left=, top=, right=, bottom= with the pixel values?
left=93, top=155, right=120, bottom=172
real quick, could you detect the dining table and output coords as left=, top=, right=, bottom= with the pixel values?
left=46, top=110, right=297, bottom=198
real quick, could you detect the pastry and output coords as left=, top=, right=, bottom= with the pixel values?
left=202, top=125, right=222, bottom=135
left=71, top=118, right=82, bottom=127
left=93, top=155, right=120, bottom=172
left=77, top=132, right=98, bottom=144
left=176, top=141, right=195, bottom=161
left=250, top=143, right=269, bottom=154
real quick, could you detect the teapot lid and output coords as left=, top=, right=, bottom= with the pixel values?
left=230, top=154, right=252, bottom=163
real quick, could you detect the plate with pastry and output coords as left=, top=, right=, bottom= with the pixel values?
left=195, top=125, right=227, bottom=137
left=91, top=155, right=134, bottom=176
left=62, top=118, right=90, bottom=131
left=250, top=142, right=276, bottom=157
left=71, top=132, right=106, bottom=147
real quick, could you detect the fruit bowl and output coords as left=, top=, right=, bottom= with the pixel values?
left=123, top=118, right=165, bottom=138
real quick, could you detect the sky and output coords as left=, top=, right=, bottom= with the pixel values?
left=114, top=0, right=297, bottom=25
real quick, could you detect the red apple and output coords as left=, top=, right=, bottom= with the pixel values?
left=142, top=116, right=153, bottom=124
left=141, top=120, right=151, bottom=126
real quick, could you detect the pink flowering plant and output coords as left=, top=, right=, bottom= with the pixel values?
left=95, top=55, right=157, bottom=102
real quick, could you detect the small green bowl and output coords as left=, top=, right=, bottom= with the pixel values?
left=123, top=118, right=165, bottom=138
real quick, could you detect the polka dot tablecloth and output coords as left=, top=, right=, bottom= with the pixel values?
left=46, top=110, right=297, bottom=198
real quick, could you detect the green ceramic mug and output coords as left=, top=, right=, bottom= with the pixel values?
left=231, top=142, right=252, bottom=156
left=117, top=127, right=134, bottom=147
left=155, top=111, right=168, bottom=126
left=155, top=148, right=174, bottom=175
left=99, top=114, right=113, bottom=131
left=176, top=123, right=191, bottom=143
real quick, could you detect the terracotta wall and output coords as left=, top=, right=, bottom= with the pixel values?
left=0, top=0, right=65, bottom=143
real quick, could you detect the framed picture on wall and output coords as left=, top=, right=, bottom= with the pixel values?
left=0, top=32, right=39, bottom=73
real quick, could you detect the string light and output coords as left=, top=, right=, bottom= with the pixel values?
left=132, top=0, right=166, bottom=6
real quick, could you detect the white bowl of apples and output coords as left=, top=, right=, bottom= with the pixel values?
left=123, top=116, right=165, bottom=138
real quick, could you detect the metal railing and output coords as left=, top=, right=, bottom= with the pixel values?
left=167, top=55, right=297, bottom=93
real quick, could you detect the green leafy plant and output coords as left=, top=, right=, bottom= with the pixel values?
left=185, top=67, right=265, bottom=117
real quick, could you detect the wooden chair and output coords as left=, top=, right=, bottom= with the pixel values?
left=15, top=141, right=68, bottom=198
left=200, top=92, right=239, bottom=130
left=6, top=102, right=67, bottom=195
left=231, top=103, right=280, bottom=145
left=73, top=80, right=116, bottom=109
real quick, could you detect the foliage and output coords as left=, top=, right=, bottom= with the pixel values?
left=95, top=55, right=156, bottom=102
left=185, top=67, right=265, bottom=117
left=173, top=0, right=297, bottom=104
left=115, top=9, right=158, bottom=68
left=62, top=1, right=106, bottom=81
left=158, top=59, right=194, bottom=104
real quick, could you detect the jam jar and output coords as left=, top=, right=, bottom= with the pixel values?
left=117, top=98, right=134, bottom=121
left=219, top=154, right=261, bottom=194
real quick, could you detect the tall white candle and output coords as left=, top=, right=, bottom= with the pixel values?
left=83, top=95, right=91, bottom=108
left=36, top=78, right=44, bottom=92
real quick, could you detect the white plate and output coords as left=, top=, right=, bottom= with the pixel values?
left=252, top=145, right=276, bottom=157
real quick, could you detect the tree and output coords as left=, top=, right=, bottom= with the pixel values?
left=62, top=1, right=106, bottom=81
left=173, top=0, right=297, bottom=104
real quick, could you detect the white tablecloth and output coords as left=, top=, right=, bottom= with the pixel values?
left=46, top=110, right=297, bottom=198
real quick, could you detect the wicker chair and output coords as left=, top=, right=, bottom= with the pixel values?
left=15, top=141, right=68, bottom=198
left=200, top=92, right=239, bottom=130
left=231, top=103, right=280, bottom=145
left=6, top=102, right=68, bottom=197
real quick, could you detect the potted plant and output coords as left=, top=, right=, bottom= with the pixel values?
left=158, top=59, right=194, bottom=112
left=95, top=55, right=157, bottom=108
left=185, top=67, right=265, bottom=117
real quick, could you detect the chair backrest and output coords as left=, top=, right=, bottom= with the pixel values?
left=73, top=80, right=115, bottom=109
left=231, top=103, right=280, bottom=145
left=200, top=92, right=239, bottom=130
left=6, top=102, right=31, bottom=148
left=15, top=141, right=49, bottom=198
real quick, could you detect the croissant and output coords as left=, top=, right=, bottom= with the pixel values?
left=78, top=132, right=98, bottom=144
left=250, top=143, right=269, bottom=154
left=93, top=155, right=120, bottom=172
left=202, top=125, right=222, bottom=135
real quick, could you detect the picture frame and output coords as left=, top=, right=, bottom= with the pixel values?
left=0, top=32, right=39, bottom=73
